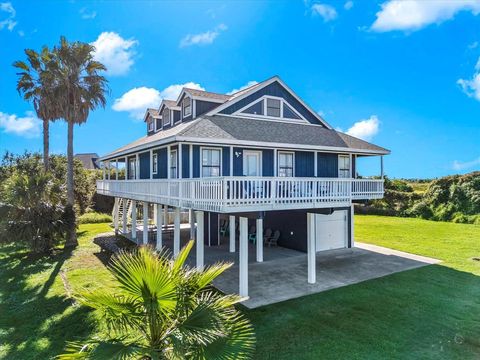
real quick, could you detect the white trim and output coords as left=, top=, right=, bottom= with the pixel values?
left=206, top=76, right=332, bottom=129
left=150, top=150, right=153, bottom=179
left=152, top=152, right=158, bottom=175
left=147, top=118, right=154, bottom=132
left=167, top=146, right=171, bottom=179
left=199, top=146, right=223, bottom=178
left=243, top=150, right=262, bottom=176
left=169, top=148, right=178, bottom=179
left=273, top=149, right=277, bottom=176
left=189, top=144, right=193, bottom=178
left=178, top=144, right=183, bottom=179
left=338, top=154, right=350, bottom=178
left=182, top=96, right=192, bottom=119
left=135, top=154, right=140, bottom=180
left=314, top=151, right=318, bottom=177
left=193, top=99, right=196, bottom=118
left=277, top=151, right=295, bottom=177
left=229, top=145, right=233, bottom=176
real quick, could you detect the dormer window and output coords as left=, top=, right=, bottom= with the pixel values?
left=266, top=98, right=281, bottom=117
left=163, top=108, right=170, bottom=126
left=148, top=119, right=154, bottom=132
left=182, top=97, right=191, bottom=118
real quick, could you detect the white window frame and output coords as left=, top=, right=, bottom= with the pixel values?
left=232, top=95, right=308, bottom=123
left=200, top=146, right=222, bottom=178
left=162, top=108, right=170, bottom=127
left=243, top=150, right=262, bottom=177
left=148, top=118, right=154, bottom=132
left=338, top=154, right=351, bottom=178
left=152, top=152, right=158, bottom=174
left=170, top=149, right=178, bottom=179
left=128, top=157, right=136, bottom=180
left=266, top=98, right=281, bottom=118
left=277, top=151, right=295, bottom=177
left=182, top=96, right=192, bottom=118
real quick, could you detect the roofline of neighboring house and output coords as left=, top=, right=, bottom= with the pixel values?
left=176, top=88, right=228, bottom=106
left=99, top=135, right=390, bottom=161
left=205, top=76, right=332, bottom=129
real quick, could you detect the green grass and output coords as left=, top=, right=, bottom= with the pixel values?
left=1, top=217, right=479, bottom=359
left=78, top=212, right=112, bottom=224
left=249, top=216, right=480, bottom=359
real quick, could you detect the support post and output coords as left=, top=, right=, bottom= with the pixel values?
left=102, top=163, right=106, bottom=180
left=173, top=207, right=181, bottom=257
left=113, top=197, right=119, bottom=235
left=143, top=202, right=149, bottom=245
left=156, top=204, right=163, bottom=250
left=307, top=213, right=316, bottom=284
left=189, top=144, right=193, bottom=178
left=135, top=154, right=139, bottom=180
left=239, top=217, right=248, bottom=298
left=229, top=215, right=235, bottom=253
left=350, top=204, right=355, bottom=248
left=195, top=211, right=204, bottom=270
left=107, top=161, right=111, bottom=180
left=178, top=143, right=183, bottom=179
left=124, top=156, right=128, bottom=180
left=256, top=217, right=263, bottom=262
left=189, top=209, right=195, bottom=240
left=122, top=198, right=127, bottom=234
left=164, top=206, right=169, bottom=225
left=131, top=200, right=137, bottom=240
left=229, top=146, right=234, bottom=176
left=381, top=155, right=384, bottom=179
left=273, top=149, right=277, bottom=176
left=115, top=159, right=119, bottom=180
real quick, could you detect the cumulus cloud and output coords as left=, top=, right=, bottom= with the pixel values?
left=80, top=7, right=96, bottom=19
left=458, top=57, right=480, bottom=100
left=91, top=32, right=137, bottom=76
left=179, top=24, right=227, bottom=48
left=0, top=111, right=41, bottom=137
left=112, top=82, right=205, bottom=120
left=226, top=81, right=258, bottom=95
left=371, top=0, right=480, bottom=32
left=345, top=115, right=380, bottom=141
left=311, top=3, right=338, bottom=22
left=0, top=2, right=16, bottom=31
left=452, top=157, right=480, bottom=171
left=344, top=1, right=354, bottom=10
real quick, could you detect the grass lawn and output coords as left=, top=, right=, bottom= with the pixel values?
left=0, top=216, right=479, bottom=359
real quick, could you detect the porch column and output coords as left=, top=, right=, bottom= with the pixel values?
left=164, top=206, right=169, bottom=225
left=307, top=212, right=316, bottom=284
left=239, top=217, right=249, bottom=298
left=229, top=215, right=235, bottom=253
left=143, top=202, right=149, bottom=245
left=273, top=149, right=277, bottom=176
left=107, top=161, right=111, bottom=180
left=122, top=198, right=127, bottom=234
left=350, top=204, right=355, bottom=247
left=256, top=217, right=263, bottom=262
left=135, top=154, right=139, bottom=180
left=113, top=197, right=119, bottom=235
left=229, top=146, right=234, bottom=176
left=124, top=156, right=128, bottom=180
left=173, top=207, right=181, bottom=257
left=178, top=143, right=183, bottom=179
left=189, top=209, right=195, bottom=240
left=102, top=163, right=106, bottom=180
left=167, top=145, right=171, bottom=179
left=156, top=204, right=163, bottom=250
left=195, top=211, right=204, bottom=270
left=189, top=145, right=193, bottom=178
left=115, top=159, right=119, bottom=180
left=381, top=156, right=384, bottom=179
left=131, top=200, right=137, bottom=240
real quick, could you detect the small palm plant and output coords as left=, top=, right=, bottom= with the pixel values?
left=58, top=241, right=255, bottom=359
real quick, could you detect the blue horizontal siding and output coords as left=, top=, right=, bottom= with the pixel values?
left=193, top=145, right=200, bottom=178
left=182, top=144, right=190, bottom=178
left=262, top=149, right=274, bottom=176
left=139, top=152, right=150, bottom=179
left=295, top=151, right=314, bottom=177
left=153, top=148, right=167, bottom=179
left=222, top=147, right=230, bottom=176
left=317, top=153, right=338, bottom=177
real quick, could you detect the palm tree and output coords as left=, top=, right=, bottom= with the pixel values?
left=13, top=47, right=60, bottom=171
left=58, top=241, right=256, bottom=359
left=49, top=36, right=108, bottom=247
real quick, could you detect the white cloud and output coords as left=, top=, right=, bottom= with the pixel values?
left=468, top=41, right=479, bottom=49
left=179, top=24, right=227, bottom=48
left=91, top=32, right=137, bottom=76
left=80, top=7, right=96, bottom=19
left=0, top=2, right=16, bottom=31
left=226, top=81, right=258, bottom=95
left=345, top=115, right=380, bottom=141
left=458, top=57, right=480, bottom=100
left=344, top=1, right=354, bottom=10
left=0, top=111, right=41, bottom=137
left=452, top=157, right=480, bottom=171
left=371, top=0, right=480, bottom=32
left=311, top=3, right=338, bottom=22
left=112, top=82, right=205, bottom=120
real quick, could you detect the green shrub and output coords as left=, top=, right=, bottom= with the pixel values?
left=407, top=201, right=433, bottom=219
left=78, top=211, right=112, bottom=224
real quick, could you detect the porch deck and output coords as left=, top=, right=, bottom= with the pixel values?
left=122, top=226, right=440, bottom=309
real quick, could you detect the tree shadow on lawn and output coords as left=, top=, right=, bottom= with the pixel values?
left=248, top=264, right=480, bottom=360
left=0, top=236, right=97, bottom=359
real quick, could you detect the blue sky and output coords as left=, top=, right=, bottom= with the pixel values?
left=1, top=0, right=480, bottom=179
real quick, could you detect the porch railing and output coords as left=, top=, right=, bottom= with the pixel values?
left=96, top=177, right=384, bottom=213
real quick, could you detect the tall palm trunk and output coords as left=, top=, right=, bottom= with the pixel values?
left=43, top=119, right=49, bottom=171
left=65, top=119, right=78, bottom=247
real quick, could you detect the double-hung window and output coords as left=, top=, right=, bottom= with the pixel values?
left=163, top=109, right=170, bottom=127
left=182, top=97, right=191, bottom=117
left=170, top=150, right=178, bottom=178
left=266, top=98, right=281, bottom=117
left=152, top=153, right=158, bottom=174
left=128, top=157, right=136, bottom=179
left=278, top=152, right=294, bottom=177
left=338, top=155, right=350, bottom=178
left=201, top=148, right=221, bottom=177
left=148, top=119, right=153, bottom=132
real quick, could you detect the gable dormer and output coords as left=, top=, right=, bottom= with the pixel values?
left=177, top=88, right=230, bottom=121
left=158, top=100, right=181, bottom=129
left=207, top=76, right=331, bottom=128
left=144, top=108, right=160, bottom=135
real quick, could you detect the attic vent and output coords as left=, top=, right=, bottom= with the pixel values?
left=241, top=100, right=264, bottom=115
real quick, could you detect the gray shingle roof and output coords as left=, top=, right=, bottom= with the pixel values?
left=183, top=88, right=232, bottom=101
left=101, top=115, right=389, bottom=160
left=75, top=153, right=100, bottom=169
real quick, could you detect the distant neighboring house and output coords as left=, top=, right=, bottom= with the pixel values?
left=96, top=75, right=390, bottom=299
left=75, top=153, right=100, bottom=170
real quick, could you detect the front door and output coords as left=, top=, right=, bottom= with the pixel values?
left=243, top=151, right=262, bottom=176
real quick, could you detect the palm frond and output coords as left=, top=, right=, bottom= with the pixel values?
left=57, top=337, right=147, bottom=360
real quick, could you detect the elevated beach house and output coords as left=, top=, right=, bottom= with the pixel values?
left=97, top=76, right=389, bottom=299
